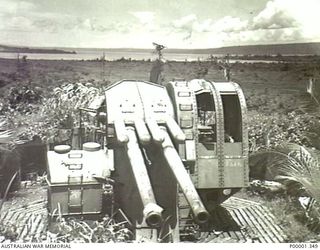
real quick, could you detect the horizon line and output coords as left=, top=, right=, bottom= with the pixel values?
left=1, top=41, right=320, bottom=51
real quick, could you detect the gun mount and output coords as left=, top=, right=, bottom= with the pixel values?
left=46, top=78, right=249, bottom=242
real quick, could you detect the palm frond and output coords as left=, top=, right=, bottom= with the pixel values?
left=269, top=143, right=320, bottom=202
left=0, top=171, right=19, bottom=213
left=0, top=129, right=16, bottom=144
left=0, top=119, right=7, bottom=129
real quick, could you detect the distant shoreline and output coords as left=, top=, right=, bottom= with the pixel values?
left=1, top=41, right=320, bottom=56
left=0, top=53, right=319, bottom=64
left=0, top=45, right=76, bottom=54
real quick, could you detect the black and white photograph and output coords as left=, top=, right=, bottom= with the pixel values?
left=0, top=0, right=320, bottom=246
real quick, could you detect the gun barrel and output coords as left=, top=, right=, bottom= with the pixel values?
left=134, top=119, right=151, bottom=144
left=114, top=118, right=129, bottom=143
left=126, top=127, right=163, bottom=227
left=146, top=118, right=165, bottom=143
left=161, top=127, right=209, bottom=224
left=165, top=116, right=186, bottom=142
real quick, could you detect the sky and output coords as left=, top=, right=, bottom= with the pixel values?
left=0, top=0, right=320, bottom=49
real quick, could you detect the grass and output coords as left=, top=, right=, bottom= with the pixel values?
left=275, top=148, right=320, bottom=201
left=236, top=189, right=320, bottom=242
left=0, top=118, right=21, bottom=242
left=1, top=57, right=320, bottom=242
left=48, top=212, right=133, bottom=243
left=264, top=197, right=319, bottom=242
left=0, top=171, right=20, bottom=242
left=245, top=143, right=320, bottom=242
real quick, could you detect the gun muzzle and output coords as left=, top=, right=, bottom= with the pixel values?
left=134, top=118, right=151, bottom=144
left=114, top=118, right=129, bottom=143
left=126, top=127, right=163, bottom=227
left=143, top=203, right=163, bottom=227
left=160, top=127, right=210, bottom=224
left=146, top=118, right=165, bottom=143
left=165, top=116, right=186, bottom=142
left=192, top=201, right=211, bottom=224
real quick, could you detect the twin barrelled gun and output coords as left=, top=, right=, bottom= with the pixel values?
left=114, top=116, right=185, bottom=144
left=104, top=80, right=211, bottom=227
left=47, top=78, right=249, bottom=241
left=114, top=115, right=209, bottom=227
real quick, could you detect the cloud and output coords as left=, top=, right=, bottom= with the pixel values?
left=171, top=14, right=248, bottom=36
left=247, top=0, right=320, bottom=42
left=169, top=0, right=320, bottom=48
left=212, top=16, right=248, bottom=32
left=193, top=18, right=213, bottom=32
left=131, top=11, right=155, bottom=31
left=29, top=14, right=79, bottom=33
left=0, top=0, right=126, bottom=35
left=0, top=0, right=36, bottom=30
left=251, top=0, right=298, bottom=30
left=80, top=18, right=113, bottom=32
left=219, top=28, right=303, bottom=46
left=171, top=14, right=198, bottom=40
left=170, top=14, right=249, bottom=43
left=173, top=14, right=197, bottom=29
left=0, top=0, right=35, bottom=14
left=131, top=11, right=154, bottom=25
left=1, top=0, right=320, bottom=49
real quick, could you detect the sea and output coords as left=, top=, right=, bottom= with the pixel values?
left=0, top=47, right=281, bottom=63
left=0, top=48, right=208, bottom=61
